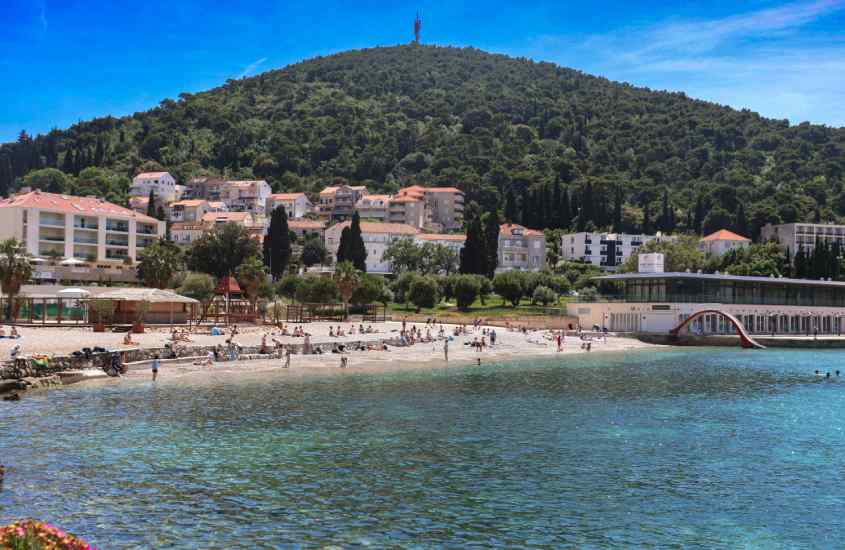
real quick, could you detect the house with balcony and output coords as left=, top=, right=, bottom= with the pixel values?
left=355, top=195, right=391, bottom=222
left=318, top=185, right=368, bottom=221
left=266, top=193, right=313, bottom=219
left=699, top=229, right=751, bottom=257
left=129, top=172, right=182, bottom=202
left=223, top=180, right=271, bottom=217
left=388, top=196, right=425, bottom=228
left=0, top=190, right=164, bottom=283
left=497, top=224, right=546, bottom=272
left=185, top=177, right=228, bottom=201
left=395, top=186, right=465, bottom=231
left=168, top=199, right=212, bottom=223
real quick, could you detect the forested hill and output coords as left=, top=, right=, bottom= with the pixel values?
left=2, top=44, right=845, bottom=239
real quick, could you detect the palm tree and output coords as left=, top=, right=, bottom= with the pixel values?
left=0, top=239, right=32, bottom=321
left=333, top=261, right=360, bottom=319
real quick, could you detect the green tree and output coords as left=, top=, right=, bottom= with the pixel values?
left=275, top=274, right=302, bottom=300
left=620, top=235, right=705, bottom=273
left=460, top=203, right=487, bottom=275
left=186, top=222, right=261, bottom=278
left=295, top=277, right=339, bottom=303
left=146, top=189, right=156, bottom=218
left=483, top=211, right=500, bottom=278
left=136, top=239, right=183, bottom=289
left=22, top=168, right=68, bottom=193
left=408, top=276, right=440, bottom=311
left=493, top=271, right=524, bottom=307
left=532, top=285, right=557, bottom=306
left=264, top=206, right=292, bottom=279
left=382, top=238, right=423, bottom=274
left=350, top=273, right=386, bottom=304
left=237, top=255, right=270, bottom=305
left=333, top=260, right=361, bottom=316
left=392, top=272, right=420, bottom=307
left=453, top=274, right=481, bottom=311
left=178, top=272, right=216, bottom=304
left=336, top=212, right=367, bottom=271
left=0, top=239, right=32, bottom=320
left=301, top=237, right=328, bottom=267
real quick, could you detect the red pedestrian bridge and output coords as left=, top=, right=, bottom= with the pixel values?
left=669, top=309, right=766, bottom=349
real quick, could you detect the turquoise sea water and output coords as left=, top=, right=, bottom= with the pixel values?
left=1, top=348, right=845, bottom=548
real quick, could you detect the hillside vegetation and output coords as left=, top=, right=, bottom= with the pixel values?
left=2, top=45, right=844, bottom=239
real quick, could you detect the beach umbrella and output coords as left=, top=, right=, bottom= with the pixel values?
left=59, top=258, right=86, bottom=266
left=58, top=288, right=90, bottom=299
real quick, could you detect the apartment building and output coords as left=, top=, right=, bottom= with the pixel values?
left=415, top=233, right=466, bottom=257
left=185, top=177, right=227, bottom=201
left=760, top=222, right=845, bottom=254
left=266, top=193, right=313, bottom=219
left=355, top=195, right=391, bottom=222
left=0, top=190, right=164, bottom=282
left=388, top=196, right=426, bottom=228
left=699, top=229, right=751, bottom=257
left=170, top=222, right=207, bottom=246
left=201, top=211, right=255, bottom=227
left=498, top=224, right=546, bottom=272
left=168, top=199, right=213, bottom=223
left=319, top=185, right=368, bottom=221
left=223, top=180, right=271, bottom=216
left=395, top=185, right=464, bottom=231
left=560, top=231, right=673, bottom=271
left=324, top=221, right=420, bottom=274
left=129, top=171, right=182, bottom=202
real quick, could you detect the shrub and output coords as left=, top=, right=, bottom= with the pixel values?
left=275, top=274, right=301, bottom=300
left=493, top=271, right=525, bottom=307
left=577, top=287, right=598, bottom=302
left=453, top=275, right=481, bottom=311
left=350, top=274, right=385, bottom=304
left=408, top=276, right=440, bottom=311
left=295, top=277, right=339, bottom=303
left=391, top=272, right=420, bottom=305
left=0, top=519, right=97, bottom=550
left=532, top=285, right=558, bottom=306
left=475, top=275, right=493, bottom=305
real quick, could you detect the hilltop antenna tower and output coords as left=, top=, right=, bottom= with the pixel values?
left=414, top=12, right=422, bottom=44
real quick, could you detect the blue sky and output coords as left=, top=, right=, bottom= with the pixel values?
left=2, top=0, right=844, bottom=142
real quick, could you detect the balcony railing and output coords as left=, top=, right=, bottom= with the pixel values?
left=106, top=224, right=129, bottom=232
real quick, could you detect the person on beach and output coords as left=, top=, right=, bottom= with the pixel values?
left=123, top=332, right=137, bottom=345
left=9, top=343, right=20, bottom=362
left=10, top=326, right=19, bottom=339
left=444, top=339, right=449, bottom=362
left=340, top=356, right=348, bottom=368
left=284, top=347, right=291, bottom=368
left=556, top=332, right=562, bottom=352
left=490, top=329, right=496, bottom=346
left=151, top=354, right=160, bottom=381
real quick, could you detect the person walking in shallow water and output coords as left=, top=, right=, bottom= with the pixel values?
left=284, top=347, right=291, bottom=369
left=151, top=354, right=160, bottom=381
left=444, top=339, right=449, bottom=362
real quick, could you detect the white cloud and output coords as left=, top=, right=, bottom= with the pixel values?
left=236, top=57, right=268, bottom=79
left=514, top=1, right=845, bottom=126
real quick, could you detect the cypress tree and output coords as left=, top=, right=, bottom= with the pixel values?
left=642, top=200, right=653, bottom=234
left=94, top=138, right=105, bottom=166
left=794, top=246, right=807, bottom=278
left=734, top=202, right=749, bottom=237
left=336, top=226, right=352, bottom=264
left=613, top=186, right=623, bottom=232
left=146, top=189, right=157, bottom=218
left=552, top=183, right=562, bottom=229
left=460, top=214, right=486, bottom=275
left=348, top=211, right=367, bottom=271
left=61, top=150, right=74, bottom=175
left=483, top=210, right=500, bottom=278
left=264, top=206, right=292, bottom=279
left=580, top=182, right=595, bottom=226
left=558, top=188, right=571, bottom=230
left=694, top=193, right=705, bottom=235
left=659, top=188, right=671, bottom=231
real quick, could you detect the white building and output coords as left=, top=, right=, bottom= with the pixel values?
left=760, top=222, right=845, bottom=254
left=0, top=190, right=164, bottom=282
left=129, top=172, right=181, bottom=202
left=170, top=222, right=208, bottom=246
left=560, top=231, right=673, bottom=271
left=415, top=233, right=466, bottom=256
left=266, top=193, right=313, bottom=219
left=699, top=229, right=751, bottom=257
left=355, top=194, right=391, bottom=222
left=498, top=224, right=546, bottom=272
left=324, top=221, right=420, bottom=274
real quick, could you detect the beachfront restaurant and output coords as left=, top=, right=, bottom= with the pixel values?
left=567, top=272, right=845, bottom=335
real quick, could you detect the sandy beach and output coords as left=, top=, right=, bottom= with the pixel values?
left=0, top=321, right=660, bottom=388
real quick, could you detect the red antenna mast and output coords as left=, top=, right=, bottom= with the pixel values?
left=414, top=12, right=422, bottom=44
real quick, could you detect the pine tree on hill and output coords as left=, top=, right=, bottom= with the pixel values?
left=459, top=203, right=487, bottom=276
left=264, top=206, right=292, bottom=279
left=337, top=212, right=367, bottom=271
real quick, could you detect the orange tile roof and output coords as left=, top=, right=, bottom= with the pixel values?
left=0, top=190, right=159, bottom=223
left=170, top=199, right=207, bottom=207
left=416, top=233, right=466, bottom=242
left=288, top=220, right=326, bottom=229
left=330, top=221, right=420, bottom=236
left=426, top=187, right=463, bottom=193
left=269, top=193, right=308, bottom=200
left=134, top=172, right=170, bottom=179
left=390, top=196, right=422, bottom=204
left=701, top=229, right=750, bottom=242
left=207, top=201, right=227, bottom=209
left=170, top=222, right=208, bottom=231
left=499, top=223, right=544, bottom=237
